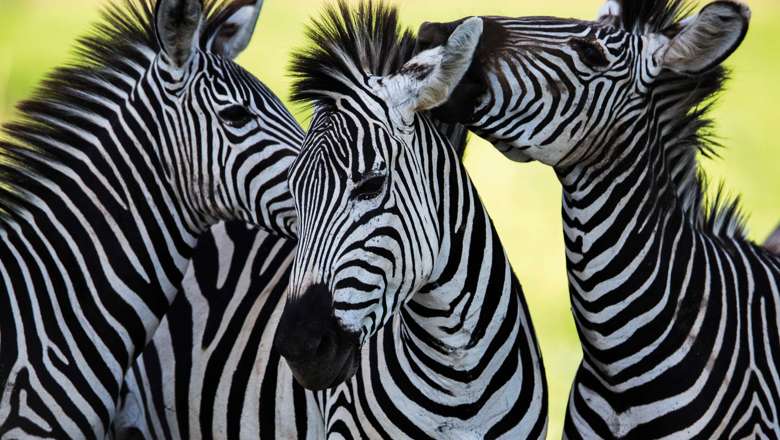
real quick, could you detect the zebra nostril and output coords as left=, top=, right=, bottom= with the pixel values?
left=314, top=331, right=337, bottom=358
left=275, top=331, right=304, bottom=362
left=274, top=317, right=322, bottom=363
left=304, top=332, right=322, bottom=355
left=117, top=427, right=145, bottom=440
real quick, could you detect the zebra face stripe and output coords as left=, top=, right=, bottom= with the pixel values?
left=287, top=104, right=440, bottom=337
left=149, top=51, right=301, bottom=235
left=278, top=97, right=450, bottom=391
left=276, top=8, right=482, bottom=390
left=424, top=3, right=750, bottom=171
left=432, top=16, right=648, bottom=168
left=148, top=0, right=303, bottom=236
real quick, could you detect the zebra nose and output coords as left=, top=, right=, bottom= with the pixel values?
left=274, top=283, right=334, bottom=363
left=274, top=283, right=362, bottom=390
left=274, top=324, right=325, bottom=365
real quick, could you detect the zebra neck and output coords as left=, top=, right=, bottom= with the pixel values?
left=557, top=110, right=700, bottom=368
left=0, top=61, right=204, bottom=396
left=405, top=179, right=516, bottom=371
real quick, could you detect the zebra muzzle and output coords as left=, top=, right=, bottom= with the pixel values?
left=274, top=283, right=361, bottom=390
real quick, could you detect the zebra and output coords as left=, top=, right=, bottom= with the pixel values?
left=0, top=0, right=304, bottom=437
left=418, top=0, right=780, bottom=437
left=111, top=121, right=470, bottom=440
left=766, top=226, right=780, bottom=255
left=270, top=2, right=548, bottom=438
left=111, top=223, right=320, bottom=440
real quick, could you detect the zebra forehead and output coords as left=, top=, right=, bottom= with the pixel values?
left=486, top=1, right=691, bottom=35
left=0, top=0, right=266, bottom=217
left=302, top=111, right=394, bottom=161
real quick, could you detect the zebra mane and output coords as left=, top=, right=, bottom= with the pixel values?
left=614, top=0, right=748, bottom=238
left=288, top=2, right=471, bottom=157
left=617, top=0, right=693, bottom=34
left=0, top=0, right=251, bottom=218
left=430, top=120, right=470, bottom=159
left=289, top=0, right=416, bottom=107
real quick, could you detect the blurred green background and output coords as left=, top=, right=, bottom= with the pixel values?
left=1, top=0, right=778, bottom=436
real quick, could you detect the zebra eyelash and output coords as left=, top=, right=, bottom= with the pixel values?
left=218, top=104, right=256, bottom=127
left=569, top=37, right=610, bottom=69
left=351, top=173, right=387, bottom=201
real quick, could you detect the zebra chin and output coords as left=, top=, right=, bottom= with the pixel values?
left=274, top=283, right=362, bottom=390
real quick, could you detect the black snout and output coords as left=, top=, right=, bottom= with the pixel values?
left=273, top=284, right=360, bottom=390
left=274, top=287, right=330, bottom=363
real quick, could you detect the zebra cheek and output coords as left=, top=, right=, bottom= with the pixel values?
left=333, top=308, right=368, bottom=336
left=349, top=202, right=369, bottom=222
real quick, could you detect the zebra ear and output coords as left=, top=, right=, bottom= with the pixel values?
left=155, top=0, right=204, bottom=68
left=765, top=224, right=780, bottom=255
left=205, top=0, right=264, bottom=60
left=392, top=17, right=483, bottom=114
left=659, top=1, right=750, bottom=76
left=597, top=0, right=621, bottom=25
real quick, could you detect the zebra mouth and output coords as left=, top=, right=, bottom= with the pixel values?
left=496, top=141, right=533, bottom=163
left=274, top=283, right=362, bottom=390
left=284, top=339, right=360, bottom=390
left=325, top=344, right=360, bottom=388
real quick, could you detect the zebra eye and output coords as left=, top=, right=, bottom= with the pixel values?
left=570, top=38, right=609, bottom=68
left=352, top=174, right=386, bottom=201
left=219, top=105, right=255, bottom=127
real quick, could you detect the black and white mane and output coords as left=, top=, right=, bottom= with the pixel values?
left=610, top=0, right=747, bottom=238
left=289, top=1, right=416, bottom=106
left=0, top=0, right=303, bottom=436
left=0, top=0, right=251, bottom=217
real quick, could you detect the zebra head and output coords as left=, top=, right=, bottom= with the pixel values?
left=417, top=0, right=750, bottom=169
left=150, top=0, right=301, bottom=234
left=273, top=2, right=482, bottom=390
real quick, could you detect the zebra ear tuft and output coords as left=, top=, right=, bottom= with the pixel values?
left=155, top=0, right=204, bottom=68
left=659, top=1, right=750, bottom=76
left=206, top=0, right=264, bottom=60
left=597, top=0, right=621, bottom=24
left=393, top=17, right=483, bottom=114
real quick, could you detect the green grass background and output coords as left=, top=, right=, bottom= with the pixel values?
left=1, top=0, right=778, bottom=436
